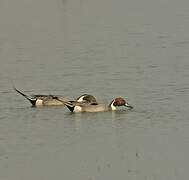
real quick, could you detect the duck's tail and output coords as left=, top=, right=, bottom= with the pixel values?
left=63, top=101, right=75, bottom=112
left=14, top=87, right=37, bottom=106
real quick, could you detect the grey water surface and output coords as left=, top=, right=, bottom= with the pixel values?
left=0, top=0, right=189, bottom=179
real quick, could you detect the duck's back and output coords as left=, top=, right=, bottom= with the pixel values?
left=42, top=96, right=71, bottom=106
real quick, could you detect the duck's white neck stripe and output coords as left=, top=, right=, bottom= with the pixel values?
left=110, top=100, right=116, bottom=110
left=77, top=96, right=84, bottom=102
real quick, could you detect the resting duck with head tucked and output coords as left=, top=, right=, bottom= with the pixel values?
left=14, top=87, right=97, bottom=107
left=64, top=97, right=133, bottom=113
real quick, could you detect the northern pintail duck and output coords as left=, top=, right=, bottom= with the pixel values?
left=14, top=87, right=97, bottom=107
left=64, top=97, right=133, bottom=113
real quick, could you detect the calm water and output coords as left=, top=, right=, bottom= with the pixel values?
left=0, top=0, right=189, bottom=179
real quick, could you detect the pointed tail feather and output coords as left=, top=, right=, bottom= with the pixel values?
left=64, top=101, right=75, bottom=112
left=14, top=87, right=36, bottom=106
left=14, top=87, right=28, bottom=98
left=63, top=101, right=75, bottom=106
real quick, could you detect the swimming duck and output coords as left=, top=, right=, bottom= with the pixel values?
left=64, top=97, right=133, bottom=113
left=14, top=87, right=97, bottom=107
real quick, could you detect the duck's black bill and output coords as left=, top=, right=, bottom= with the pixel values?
left=124, top=103, right=133, bottom=109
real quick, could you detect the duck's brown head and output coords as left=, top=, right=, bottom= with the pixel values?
left=110, top=97, right=133, bottom=110
left=77, top=94, right=98, bottom=104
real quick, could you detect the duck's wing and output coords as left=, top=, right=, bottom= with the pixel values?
left=53, top=96, right=71, bottom=102
left=41, top=95, right=71, bottom=106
